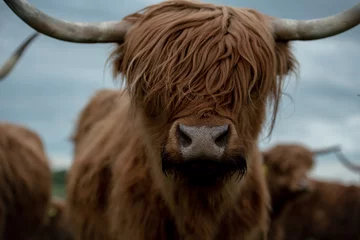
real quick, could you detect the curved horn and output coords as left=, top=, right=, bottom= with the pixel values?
left=312, top=145, right=341, bottom=155
left=273, top=3, right=360, bottom=41
left=334, top=151, right=360, bottom=173
left=0, top=32, right=38, bottom=80
left=4, top=0, right=133, bottom=43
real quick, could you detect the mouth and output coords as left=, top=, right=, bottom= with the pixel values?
left=161, top=151, right=247, bottom=186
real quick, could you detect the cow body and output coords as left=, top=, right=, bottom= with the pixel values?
left=281, top=180, right=360, bottom=240
left=66, top=1, right=297, bottom=239
left=67, top=89, right=269, bottom=240
left=263, top=143, right=360, bottom=240
left=0, top=122, right=52, bottom=240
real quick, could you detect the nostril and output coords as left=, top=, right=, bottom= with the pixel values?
left=177, top=125, right=192, bottom=148
left=214, top=126, right=229, bottom=148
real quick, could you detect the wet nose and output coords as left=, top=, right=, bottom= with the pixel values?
left=177, top=124, right=229, bottom=159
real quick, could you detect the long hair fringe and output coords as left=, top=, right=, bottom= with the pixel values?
left=110, top=0, right=297, bottom=133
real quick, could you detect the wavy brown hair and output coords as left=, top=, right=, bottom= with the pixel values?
left=111, top=0, right=296, bottom=132
left=68, top=1, right=299, bottom=239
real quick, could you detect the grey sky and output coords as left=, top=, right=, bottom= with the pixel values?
left=0, top=0, right=359, bottom=183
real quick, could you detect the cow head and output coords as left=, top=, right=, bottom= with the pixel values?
left=263, top=144, right=315, bottom=200
left=4, top=0, right=359, bottom=187
left=111, top=2, right=299, bottom=186
left=263, top=144, right=340, bottom=200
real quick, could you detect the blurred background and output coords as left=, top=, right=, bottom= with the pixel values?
left=1, top=0, right=359, bottom=198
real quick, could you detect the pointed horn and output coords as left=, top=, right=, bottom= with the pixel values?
left=312, top=145, right=341, bottom=155
left=335, top=151, right=360, bottom=173
left=272, top=3, right=360, bottom=41
left=0, top=32, right=38, bottom=80
left=4, top=0, right=132, bottom=43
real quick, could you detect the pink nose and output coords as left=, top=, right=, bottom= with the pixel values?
left=177, top=124, right=229, bottom=159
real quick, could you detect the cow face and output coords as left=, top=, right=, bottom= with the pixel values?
left=263, top=144, right=315, bottom=200
left=112, top=1, right=296, bottom=186
left=161, top=115, right=247, bottom=186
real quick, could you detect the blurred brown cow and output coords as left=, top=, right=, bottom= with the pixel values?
left=263, top=143, right=360, bottom=240
left=0, top=122, right=52, bottom=240
left=282, top=179, right=360, bottom=240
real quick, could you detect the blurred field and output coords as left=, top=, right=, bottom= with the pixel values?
left=52, top=170, right=67, bottom=199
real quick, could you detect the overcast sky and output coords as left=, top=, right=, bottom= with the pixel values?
left=0, top=0, right=359, bottom=184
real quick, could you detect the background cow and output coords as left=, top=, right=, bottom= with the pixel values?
left=4, top=0, right=360, bottom=239
left=0, top=32, right=38, bottom=80
left=262, top=143, right=315, bottom=240
left=263, top=143, right=360, bottom=240
left=262, top=143, right=340, bottom=240
left=280, top=157, right=360, bottom=240
left=0, top=122, right=52, bottom=240
left=281, top=179, right=360, bottom=240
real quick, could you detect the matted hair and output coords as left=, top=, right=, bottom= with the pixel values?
left=110, top=0, right=296, bottom=132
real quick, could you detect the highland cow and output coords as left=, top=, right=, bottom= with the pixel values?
left=0, top=122, right=52, bottom=240
left=280, top=179, right=360, bottom=240
left=262, top=143, right=340, bottom=240
left=272, top=148, right=360, bottom=240
left=0, top=32, right=38, bottom=80
left=4, top=0, right=360, bottom=239
left=30, top=197, right=74, bottom=240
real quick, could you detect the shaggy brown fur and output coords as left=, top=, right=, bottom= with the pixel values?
left=279, top=177, right=360, bottom=240
left=67, top=1, right=298, bottom=239
left=264, top=144, right=360, bottom=240
left=111, top=1, right=296, bottom=130
left=71, top=89, right=121, bottom=155
left=0, top=122, right=52, bottom=240
left=262, top=143, right=315, bottom=240
left=30, top=198, right=74, bottom=240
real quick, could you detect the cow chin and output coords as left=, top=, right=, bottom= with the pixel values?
left=161, top=150, right=247, bottom=187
